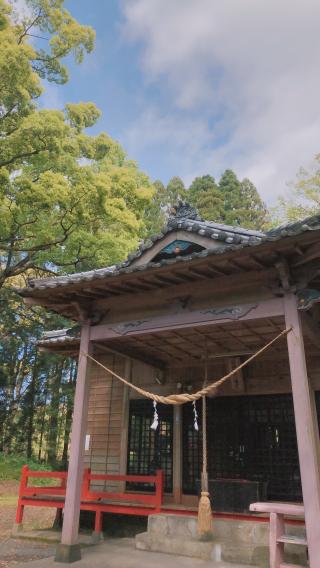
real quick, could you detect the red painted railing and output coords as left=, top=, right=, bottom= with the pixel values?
left=250, top=502, right=307, bottom=568
left=15, top=465, right=164, bottom=533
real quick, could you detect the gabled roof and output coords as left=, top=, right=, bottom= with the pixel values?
left=125, top=203, right=265, bottom=266
left=17, top=204, right=320, bottom=299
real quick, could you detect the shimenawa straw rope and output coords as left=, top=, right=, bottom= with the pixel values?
left=81, top=325, right=292, bottom=537
left=81, top=327, right=292, bottom=406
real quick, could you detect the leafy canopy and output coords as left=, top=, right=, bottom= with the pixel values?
left=145, top=171, right=267, bottom=236
left=275, top=154, right=320, bottom=223
left=188, top=170, right=267, bottom=230
left=0, top=0, right=154, bottom=287
left=145, top=177, right=186, bottom=235
left=188, top=175, right=224, bottom=222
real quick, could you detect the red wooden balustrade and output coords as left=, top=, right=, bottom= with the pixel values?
left=15, top=465, right=164, bottom=534
left=250, top=502, right=307, bottom=568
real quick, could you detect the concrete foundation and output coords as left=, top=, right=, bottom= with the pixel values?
left=54, top=543, right=81, bottom=563
left=135, top=514, right=308, bottom=567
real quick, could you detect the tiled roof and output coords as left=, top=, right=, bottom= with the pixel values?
left=18, top=204, right=320, bottom=295
left=38, top=328, right=80, bottom=347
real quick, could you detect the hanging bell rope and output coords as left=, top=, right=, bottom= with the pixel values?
left=198, top=356, right=213, bottom=539
left=82, top=327, right=292, bottom=406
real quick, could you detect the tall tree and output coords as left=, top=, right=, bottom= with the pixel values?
left=237, top=178, right=267, bottom=230
left=218, top=169, right=267, bottom=229
left=144, top=177, right=186, bottom=236
left=275, top=154, right=320, bottom=223
left=144, top=180, right=167, bottom=235
left=0, top=0, right=154, bottom=287
left=188, top=175, right=224, bottom=221
left=166, top=176, right=186, bottom=204
left=0, top=0, right=154, bottom=466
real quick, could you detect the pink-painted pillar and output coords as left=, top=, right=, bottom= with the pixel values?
left=284, top=293, right=320, bottom=568
left=55, top=323, right=92, bottom=563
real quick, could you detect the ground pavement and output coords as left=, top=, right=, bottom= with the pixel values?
left=0, top=480, right=57, bottom=568
left=12, top=538, right=255, bottom=568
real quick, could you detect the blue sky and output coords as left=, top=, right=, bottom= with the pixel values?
left=39, top=1, right=320, bottom=204
left=43, top=0, right=182, bottom=184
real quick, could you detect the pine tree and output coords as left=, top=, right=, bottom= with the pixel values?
left=219, top=170, right=267, bottom=229
left=188, top=175, right=224, bottom=221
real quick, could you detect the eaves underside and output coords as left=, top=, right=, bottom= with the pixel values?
left=16, top=226, right=320, bottom=321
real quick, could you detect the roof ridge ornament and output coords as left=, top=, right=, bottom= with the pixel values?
left=169, top=201, right=202, bottom=223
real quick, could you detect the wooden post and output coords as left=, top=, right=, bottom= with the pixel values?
left=119, top=359, right=132, bottom=487
left=14, top=465, right=28, bottom=528
left=55, top=324, right=91, bottom=563
left=284, top=293, right=320, bottom=568
left=155, top=469, right=164, bottom=512
left=269, top=512, right=284, bottom=568
left=173, top=405, right=182, bottom=504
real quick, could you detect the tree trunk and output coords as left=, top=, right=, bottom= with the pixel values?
left=26, top=355, right=38, bottom=459
left=38, top=382, right=49, bottom=462
left=47, top=362, right=64, bottom=467
left=62, top=360, right=77, bottom=468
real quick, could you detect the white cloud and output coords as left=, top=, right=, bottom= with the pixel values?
left=121, top=0, right=320, bottom=202
left=9, top=0, right=33, bottom=22
left=39, top=82, right=65, bottom=110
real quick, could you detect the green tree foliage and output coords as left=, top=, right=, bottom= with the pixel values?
left=144, top=180, right=167, bottom=235
left=0, top=0, right=154, bottom=287
left=275, top=155, right=320, bottom=223
left=166, top=176, right=186, bottom=204
left=218, top=169, right=267, bottom=229
left=144, top=177, right=186, bottom=236
left=0, top=287, right=74, bottom=464
left=188, top=175, right=224, bottom=222
left=146, top=171, right=267, bottom=235
left=11, top=0, right=95, bottom=84
left=186, top=170, right=267, bottom=230
left=237, top=178, right=268, bottom=230
left=0, top=0, right=154, bottom=465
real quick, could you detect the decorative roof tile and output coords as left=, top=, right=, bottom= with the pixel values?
left=17, top=204, right=320, bottom=296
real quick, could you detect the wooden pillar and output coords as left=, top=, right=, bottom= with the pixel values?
left=173, top=405, right=182, bottom=504
left=55, top=324, right=92, bottom=563
left=284, top=293, right=320, bottom=568
left=119, top=359, right=132, bottom=487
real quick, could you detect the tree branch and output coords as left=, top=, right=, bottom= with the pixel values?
left=17, top=12, right=43, bottom=45
left=0, top=149, right=42, bottom=169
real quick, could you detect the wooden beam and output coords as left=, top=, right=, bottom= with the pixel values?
left=226, top=357, right=246, bottom=392
left=293, top=242, right=320, bottom=266
left=90, top=298, right=284, bottom=342
left=94, top=342, right=165, bottom=370
left=91, top=268, right=277, bottom=312
left=284, top=293, right=320, bottom=568
left=274, top=257, right=291, bottom=291
left=301, top=312, right=320, bottom=349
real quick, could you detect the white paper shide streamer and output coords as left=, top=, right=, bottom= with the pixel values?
left=151, top=400, right=159, bottom=430
left=193, top=400, right=199, bottom=431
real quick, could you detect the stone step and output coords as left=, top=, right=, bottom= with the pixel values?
left=136, top=513, right=307, bottom=567
left=136, top=532, right=256, bottom=567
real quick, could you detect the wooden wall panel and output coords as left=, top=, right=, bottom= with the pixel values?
left=84, top=352, right=125, bottom=491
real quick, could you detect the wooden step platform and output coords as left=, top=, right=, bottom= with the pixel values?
left=277, top=535, right=307, bottom=546
left=279, top=563, right=305, bottom=568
